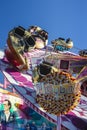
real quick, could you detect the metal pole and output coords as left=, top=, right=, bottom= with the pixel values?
left=57, top=115, right=61, bottom=130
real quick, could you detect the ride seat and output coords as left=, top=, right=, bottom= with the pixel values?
left=14, top=26, right=25, bottom=38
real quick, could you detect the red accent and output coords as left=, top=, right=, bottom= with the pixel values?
left=5, top=49, right=21, bottom=66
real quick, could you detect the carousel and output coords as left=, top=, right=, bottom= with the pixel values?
left=0, top=25, right=87, bottom=130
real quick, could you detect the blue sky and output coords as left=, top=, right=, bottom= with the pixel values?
left=0, top=0, right=87, bottom=83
